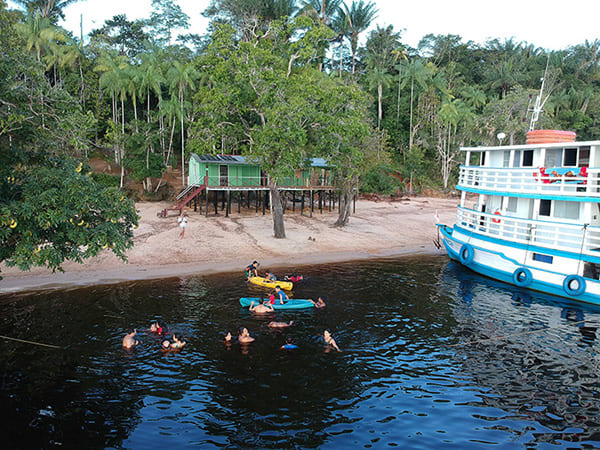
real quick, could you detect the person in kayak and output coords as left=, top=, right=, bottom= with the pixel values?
left=249, top=298, right=275, bottom=313
left=238, top=327, right=255, bottom=344
left=245, top=261, right=259, bottom=280
left=265, top=270, right=277, bottom=281
left=281, top=336, right=298, bottom=350
left=268, top=320, right=294, bottom=328
left=122, top=329, right=139, bottom=349
left=274, top=286, right=288, bottom=305
left=323, top=330, right=340, bottom=352
left=308, top=297, right=326, bottom=308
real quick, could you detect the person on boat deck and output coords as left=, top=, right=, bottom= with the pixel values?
left=249, top=298, right=275, bottom=313
left=323, top=330, right=340, bottom=352
left=281, top=336, right=298, bottom=350
left=245, top=261, right=259, bottom=280
left=122, top=329, right=139, bottom=349
left=274, top=286, right=288, bottom=305
left=284, top=274, right=303, bottom=282
left=238, top=327, right=255, bottom=344
left=308, top=297, right=326, bottom=308
left=268, top=320, right=294, bottom=328
left=162, top=334, right=186, bottom=351
left=265, top=270, right=277, bottom=281
left=150, top=321, right=165, bottom=335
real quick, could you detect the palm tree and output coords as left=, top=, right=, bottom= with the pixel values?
left=13, top=0, right=82, bottom=21
left=366, top=66, right=393, bottom=128
left=343, top=0, right=377, bottom=74
left=15, top=12, right=65, bottom=62
left=330, top=6, right=350, bottom=77
left=167, top=61, right=200, bottom=189
left=400, top=59, right=431, bottom=150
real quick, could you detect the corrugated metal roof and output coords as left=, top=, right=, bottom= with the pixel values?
left=190, top=154, right=332, bottom=168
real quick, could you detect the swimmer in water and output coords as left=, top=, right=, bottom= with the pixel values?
left=249, top=298, right=275, bottom=313
left=281, top=336, right=298, bottom=350
left=122, top=329, right=139, bottom=349
left=323, top=330, right=340, bottom=352
left=238, top=327, right=255, bottom=344
left=284, top=274, right=303, bottom=282
left=150, top=321, right=165, bottom=334
left=308, top=297, right=326, bottom=308
left=162, top=334, right=186, bottom=351
left=268, top=320, right=294, bottom=328
left=274, top=286, right=288, bottom=305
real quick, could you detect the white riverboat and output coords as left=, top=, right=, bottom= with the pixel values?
left=438, top=130, right=600, bottom=305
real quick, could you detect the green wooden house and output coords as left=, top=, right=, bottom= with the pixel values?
left=188, top=154, right=333, bottom=188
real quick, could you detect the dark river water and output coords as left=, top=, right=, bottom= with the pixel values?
left=2, top=256, right=600, bottom=449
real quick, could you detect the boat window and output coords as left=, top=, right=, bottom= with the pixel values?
left=579, top=146, right=590, bottom=167
left=545, top=148, right=562, bottom=167
left=522, top=150, right=534, bottom=167
left=533, top=253, right=553, bottom=264
left=506, top=197, right=518, bottom=213
left=539, top=199, right=551, bottom=216
left=554, top=201, right=579, bottom=220
left=512, top=151, right=521, bottom=168
left=564, top=148, right=577, bottom=166
left=480, top=152, right=486, bottom=166
left=503, top=151, right=510, bottom=168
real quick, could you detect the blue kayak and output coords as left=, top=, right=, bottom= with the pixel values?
left=239, top=297, right=315, bottom=310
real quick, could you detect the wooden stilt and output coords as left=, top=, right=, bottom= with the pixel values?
left=194, top=195, right=197, bottom=212
left=226, top=191, right=231, bottom=217
left=255, top=190, right=259, bottom=213
left=301, top=191, right=305, bottom=215
left=263, top=190, right=266, bottom=215
left=310, top=190, right=313, bottom=217
left=338, top=192, right=341, bottom=212
left=238, top=191, right=241, bottom=214
left=205, top=188, right=209, bottom=217
left=214, top=191, right=218, bottom=215
left=353, top=193, right=356, bottom=213
left=293, top=191, right=295, bottom=212
left=319, top=190, right=322, bottom=214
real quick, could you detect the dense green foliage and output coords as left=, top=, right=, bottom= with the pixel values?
left=3, top=0, right=600, bottom=245
left=0, top=0, right=138, bottom=275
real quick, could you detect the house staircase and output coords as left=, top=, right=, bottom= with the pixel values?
left=157, top=184, right=206, bottom=217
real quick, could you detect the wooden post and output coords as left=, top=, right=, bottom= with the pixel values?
left=248, top=190, right=251, bottom=208
left=338, top=192, right=341, bottom=212
left=301, top=191, right=305, bottom=215
left=263, top=190, right=267, bottom=215
left=194, top=195, right=197, bottom=212
left=353, top=193, right=356, bottom=213
left=205, top=188, right=209, bottom=217
left=214, top=191, right=218, bottom=215
left=329, top=190, right=332, bottom=212
left=319, top=190, right=322, bottom=214
left=238, top=191, right=241, bottom=214
left=310, top=189, right=313, bottom=217
left=255, top=190, right=259, bottom=213
left=293, top=191, right=295, bottom=212
left=226, top=190, right=231, bottom=217
left=221, top=191, right=225, bottom=211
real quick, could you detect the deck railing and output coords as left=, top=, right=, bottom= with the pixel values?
left=456, top=206, right=600, bottom=257
left=191, top=175, right=333, bottom=188
left=458, top=166, right=600, bottom=197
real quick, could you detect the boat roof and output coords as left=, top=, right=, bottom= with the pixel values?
left=461, top=140, right=600, bottom=152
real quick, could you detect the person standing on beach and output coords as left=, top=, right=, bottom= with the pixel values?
left=245, top=261, right=259, bottom=280
left=177, top=212, right=188, bottom=239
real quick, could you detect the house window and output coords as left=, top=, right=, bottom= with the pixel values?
left=564, top=148, right=577, bottom=166
left=523, top=150, right=534, bottom=167
left=539, top=199, right=551, bottom=216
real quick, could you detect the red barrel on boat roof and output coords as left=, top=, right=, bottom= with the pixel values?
left=526, top=129, right=576, bottom=144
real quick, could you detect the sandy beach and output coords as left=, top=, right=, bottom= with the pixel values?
left=0, top=197, right=457, bottom=294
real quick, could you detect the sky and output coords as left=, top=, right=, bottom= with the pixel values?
left=11, top=0, right=600, bottom=50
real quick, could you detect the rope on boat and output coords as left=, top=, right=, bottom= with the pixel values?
left=0, top=335, right=61, bottom=349
left=448, top=319, right=589, bottom=347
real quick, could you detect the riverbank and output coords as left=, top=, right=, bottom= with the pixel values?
left=0, top=197, right=456, bottom=294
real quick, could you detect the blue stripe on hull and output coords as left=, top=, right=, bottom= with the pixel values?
left=440, top=226, right=600, bottom=307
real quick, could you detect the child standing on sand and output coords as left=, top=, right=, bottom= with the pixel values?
left=177, top=212, right=188, bottom=239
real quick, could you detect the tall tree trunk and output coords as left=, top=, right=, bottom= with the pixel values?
left=120, top=97, right=125, bottom=188
left=334, top=188, right=353, bottom=227
left=180, top=88, right=185, bottom=189
left=378, top=82, right=383, bottom=129
left=269, top=181, right=286, bottom=238
left=409, top=78, right=414, bottom=150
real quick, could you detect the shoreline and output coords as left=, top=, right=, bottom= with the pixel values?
left=0, top=246, right=445, bottom=295
left=0, top=198, right=455, bottom=295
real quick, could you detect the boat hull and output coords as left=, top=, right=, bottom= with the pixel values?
left=438, top=224, right=600, bottom=306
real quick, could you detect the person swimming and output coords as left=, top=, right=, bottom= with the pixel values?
left=308, top=297, right=326, bottom=308
left=122, top=329, right=139, bottom=349
left=284, top=274, right=303, bottom=282
left=249, top=298, right=275, bottom=313
left=281, top=336, right=298, bottom=350
left=268, top=320, right=294, bottom=328
left=150, top=321, right=165, bottom=335
left=238, top=327, right=255, bottom=344
left=274, top=286, right=288, bottom=305
left=323, top=330, right=340, bottom=352
left=162, top=334, right=186, bottom=351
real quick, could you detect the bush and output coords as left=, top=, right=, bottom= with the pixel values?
left=360, top=165, right=403, bottom=195
left=91, top=173, right=120, bottom=188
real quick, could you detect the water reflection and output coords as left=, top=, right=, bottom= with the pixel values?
left=1, top=257, right=600, bottom=447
